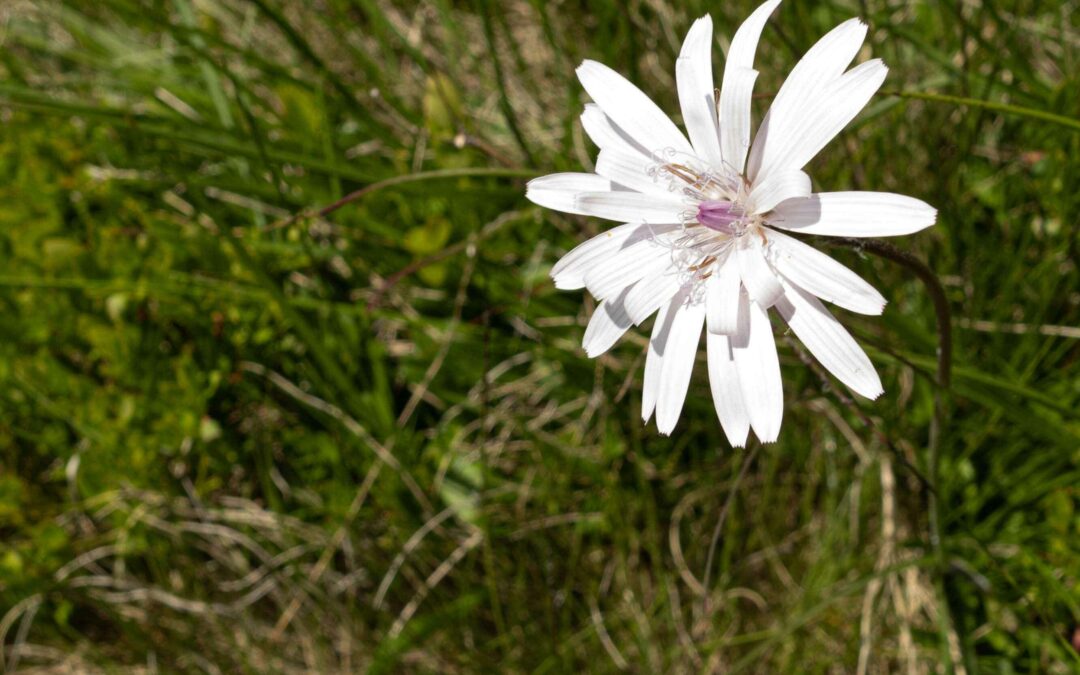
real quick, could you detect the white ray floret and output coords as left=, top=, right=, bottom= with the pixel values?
left=526, top=0, right=937, bottom=443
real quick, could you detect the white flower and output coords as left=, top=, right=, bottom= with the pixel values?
left=526, top=0, right=937, bottom=445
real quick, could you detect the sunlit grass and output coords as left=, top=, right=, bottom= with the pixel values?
left=1, top=0, right=1078, bottom=671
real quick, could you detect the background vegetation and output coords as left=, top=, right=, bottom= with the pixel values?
left=0, top=0, right=1078, bottom=671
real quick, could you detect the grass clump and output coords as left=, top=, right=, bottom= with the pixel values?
left=0, top=0, right=1078, bottom=671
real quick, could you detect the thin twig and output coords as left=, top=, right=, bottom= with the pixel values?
left=269, top=167, right=534, bottom=231
left=701, top=444, right=760, bottom=617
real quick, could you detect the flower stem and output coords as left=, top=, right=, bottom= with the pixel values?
left=830, top=237, right=963, bottom=671
left=883, top=89, right=1080, bottom=134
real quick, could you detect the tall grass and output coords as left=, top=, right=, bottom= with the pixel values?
left=0, top=0, right=1077, bottom=671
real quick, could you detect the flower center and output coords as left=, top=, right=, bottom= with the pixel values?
left=696, top=200, right=746, bottom=235
left=646, top=153, right=765, bottom=284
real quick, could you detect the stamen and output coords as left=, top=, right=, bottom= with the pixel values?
left=687, top=255, right=717, bottom=272
left=643, top=151, right=760, bottom=285
left=666, top=163, right=699, bottom=185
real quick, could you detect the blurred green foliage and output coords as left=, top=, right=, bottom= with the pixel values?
left=0, top=0, right=1078, bottom=672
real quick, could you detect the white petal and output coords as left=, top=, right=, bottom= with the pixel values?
left=577, top=60, right=694, bottom=158
left=707, top=332, right=751, bottom=447
left=526, top=172, right=613, bottom=216
left=754, top=59, right=888, bottom=179
left=718, top=0, right=782, bottom=171
left=551, top=222, right=653, bottom=290
left=655, top=297, right=705, bottom=435
left=728, top=289, right=752, bottom=350
left=676, top=16, right=724, bottom=168
left=776, top=280, right=883, bottom=399
left=584, top=235, right=678, bottom=301
left=575, top=191, right=687, bottom=224
left=706, top=259, right=742, bottom=334
left=595, top=149, right=672, bottom=197
left=624, top=272, right=684, bottom=325
left=583, top=288, right=635, bottom=358
left=724, top=0, right=784, bottom=73
left=770, top=192, right=938, bottom=237
left=736, top=238, right=784, bottom=308
left=765, top=228, right=885, bottom=314
left=745, top=169, right=811, bottom=215
left=642, top=295, right=676, bottom=422
left=732, top=300, right=783, bottom=443
left=717, top=67, right=758, bottom=175
left=747, top=18, right=868, bottom=182
left=581, top=104, right=650, bottom=157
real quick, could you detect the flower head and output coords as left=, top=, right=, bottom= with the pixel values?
left=527, top=0, right=936, bottom=445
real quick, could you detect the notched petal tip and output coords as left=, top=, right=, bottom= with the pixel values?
left=574, top=60, right=598, bottom=85
left=861, top=385, right=885, bottom=401
left=844, top=17, right=869, bottom=31
left=550, top=271, right=570, bottom=287
left=525, top=177, right=552, bottom=190
left=583, top=344, right=605, bottom=359
left=757, top=436, right=780, bottom=445
left=721, top=426, right=752, bottom=450
left=524, top=187, right=558, bottom=211
left=575, top=59, right=607, bottom=83
left=906, top=200, right=939, bottom=232
left=689, top=14, right=712, bottom=29
left=723, top=426, right=750, bottom=448
left=858, top=291, right=888, bottom=317
left=853, top=369, right=885, bottom=401
left=862, top=58, right=889, bottom=77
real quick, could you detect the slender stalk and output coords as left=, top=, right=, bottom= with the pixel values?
left=828, top=236, right=960, bottom=671
left=701, top=444, right=760, bottom=616
left=883, top=89, right=1080, bottom=133
left=830, top=238, right=952, bottom=388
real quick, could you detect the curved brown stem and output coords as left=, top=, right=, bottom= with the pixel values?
left=827, top=238, right=952, bottom=550
left=826, top=236, right=960, bottom=670
left=830, top=238, right=952, bottom=390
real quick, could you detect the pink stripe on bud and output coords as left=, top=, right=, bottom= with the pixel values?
left=697, top=200, right=744, bottom=234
